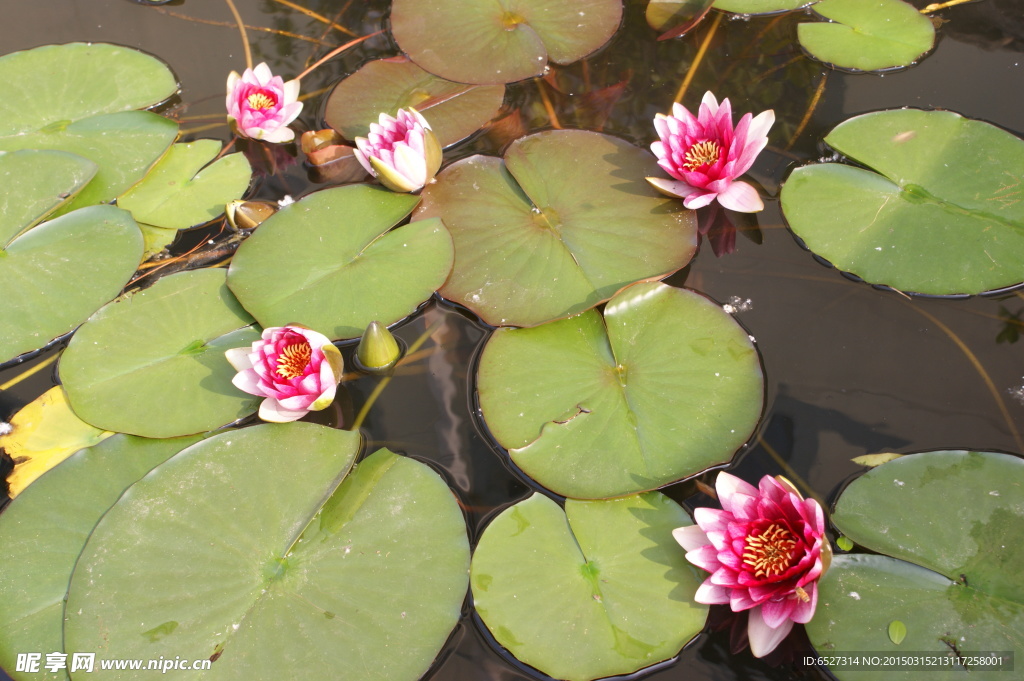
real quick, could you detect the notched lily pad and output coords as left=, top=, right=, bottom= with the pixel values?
left=391, top=0, right=623, bottom=85
left=0, top=149, right=97, bottom=246
left=798, top=0, right=935, bottom=72
left=471, top=492, right=708, bottom=681
left=416, top=129, right=697, bottom=327
left=0, top=433, right=205, bottom=680
left=477, top=281, right=763, bottom=499
left=64, top=430, right=469, bottom=681
left=0, top=205, right=144, bottom=365
left=808, top=450, right=1024, bottom=681
left=60, top=269, right=263, bottom=438
left=227, top=184, right=454, bottom=340
left=781, top=109, right=1024, bottom=295
left=324, top=57, right=505, bottom=148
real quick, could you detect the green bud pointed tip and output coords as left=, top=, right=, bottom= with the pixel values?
left=357, top=321, right=402, bottom=371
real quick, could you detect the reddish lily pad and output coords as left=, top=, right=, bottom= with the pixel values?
left=324, top=57, right=505, bottom=148
left=391, top=0, right=623, bottom=85
left=415, top=129, right=697, bottom=327
left=477, top=282, right=763, bottom=499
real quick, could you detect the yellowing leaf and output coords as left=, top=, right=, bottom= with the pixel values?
left=1, top=386, right=112, bottom=497
left=851, top=452, right=903, bottom=467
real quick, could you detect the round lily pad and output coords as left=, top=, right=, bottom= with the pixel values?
left=807, top=450, right=1024, bottom=681
left=0, top=43, right=178, bottom=138
left=324, top=57, right=505, bottom=148
left=0, top=433, right=205, bottom=681
left=478, top=281, right=763, bottom=499
left=64, top=427, right=469, bottom=681
left=0, top=205, right=143, bottom=364
left=798, top=0, right=935, bottom=71
left=117, top=140, right=252, bottom=231
left=712, top=0, right=809, bottom=13
left=227, top=184, right=454, bottom=340
left=781, top=109, right=1024, bottom=295
left=471, top=492, right=708, bottom=681
left=646, top=0, right=715, bottom=40
left=0, top=149, right=97, bottom=246
left=416, top=129, right=697, bottom=327
left=390, top=0, right=623, bottom=85
left=60, top=269, right=263, bottom=438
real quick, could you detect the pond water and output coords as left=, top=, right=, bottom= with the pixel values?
left=1, top=1, right=1023, bottom=680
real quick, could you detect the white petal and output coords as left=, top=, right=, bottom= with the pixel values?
left=645, top=176, right=697, bottom=199
left=747, top=605, right=794, bottom=658
left=252, top=62, right=274, bottom=85
left=224, top=347, right=253, bottom=372
left=282, top=78, right=301, bottom=104
left=672, top=525, right=710, bottom=551
left=258, top=398, right=308, bottom=423
left=231, top=369, right=264, bottom=397
left=257, top=125, right=295, bottom=144
left=746, top=109, right=775, bottom=144
left=717, top=180, right=764, bottom=213
left=700, top=91, right=720, bottom=115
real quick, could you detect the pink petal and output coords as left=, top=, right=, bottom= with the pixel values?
left=715, top=472, right=759, bottom=510
left=683, top=191, right=719, bottom=210
left=672, top=525, right=710, bottom=551
left=694, top=581, right=731, bottom=604
left=231, top=369, right=264, bottom=397
left=791, top=583, right=818, bottom=623
left=747, top=605, right=793, bottom=658
left=258, top=398, right=308, bottom=423
left=717, top=180, right=764, bottom=213
left=686, top=545, right=722, bottom=573
left=760, top=597, right=796, bottom=629
left=693, top=507, right=731, bottom=535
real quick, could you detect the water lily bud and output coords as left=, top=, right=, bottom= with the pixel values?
left=356, top=321, right=402, bottom=372
left=226, top=62, right=302, bottom=144
left=225, top=199, right=278, bottom=231
left=353, top=107, right=443, bottom=193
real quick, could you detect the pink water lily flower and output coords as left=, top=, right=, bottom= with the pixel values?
left=673, top=472, right=830, bottom=658
left=225, top=325, right=344, bottom=423
left=354, top=107, right=442, bottom=193
left=647, top=92, right=774, bottom=212
left=226, top=62, right=303, bottom=144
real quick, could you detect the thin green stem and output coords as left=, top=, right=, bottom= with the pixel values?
left=348, top=319, right=442, bottom=432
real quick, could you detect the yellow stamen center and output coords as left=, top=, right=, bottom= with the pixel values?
left=276, top=341, right=312, bottom=379
left=246, top=92, right=277, bottom=110
left=683, top=140, right=721, bottom=171
left=742, top=523, right=798, bottom=579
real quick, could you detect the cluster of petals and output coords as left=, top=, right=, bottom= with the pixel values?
left=225, top=325, right=344, bottom=423
left=354, top=107, right=442, bottom=193
left=226, top=62, right=302, bottom=144
left=647, top=91, right=774, bottom=213
left=673, top=472, right=830, bottom=658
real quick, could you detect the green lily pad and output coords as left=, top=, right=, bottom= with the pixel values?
left=798, top=0, right=935, bottom=71
left=324, top=57, right=505, bottom=148
left=416, top=130, right=697, bottom=327
left=0, top=112, right=179, bottom=216
left=60, top=269, right=263, bottom=438
left=0, top=433, right=206, bottom=681
left=471, top=492, right=708, bottom=681
left=64, top=428, right=469, bottom=681
left=807, top=450, right=1024, bottom=681
left=0, top=149, right=97, bottom=246
left=390, top=0, right=623, bottom=85
left=478, top=282, right=763, bottom=499
left=0, top=43, right=177, bottom=138
left=781, top=109, right=1024, bottom=295
left=646, top=0, right=715, bottom=39
left=0, top=205, right=143, bottom=364
left=227, top=185, right=454, bottom=340
left=712, top=0, right=809, bottom=13
left=118, top=140, right=252, bottom=231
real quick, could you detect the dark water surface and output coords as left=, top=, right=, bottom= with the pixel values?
left=2, top=1, right=1023, bottom=680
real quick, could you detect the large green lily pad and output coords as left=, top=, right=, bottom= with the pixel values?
left=781, top=109, right=1024, bottom=295
left=0, top=433, right=206, bottom=681
left=471, top=492, right=708, bottom=681
left=712, top=0, right=809, bottom=13
left=0, top=43, right=179, bottom=216
left=798, top=0, right=935, bottom=71
left=478, top=282, right=763, bottom=498
left=227, top=185, right=453, bottom=340
left=60, top=269, right=263, bottom=437
left=64, top=428, right=469, bottom=681
left=0, top=205, right=143, bottom=364
left=324, top=57, right=505, bottom=148
left=808, top=451, right=1024, bottom=681
left=0, top=149, right=97, bottom=246
left=0, top=112, right=179, bottom=215
left=118, top=140, right=252, bottom=231
left=390, top=0, right=623, bottom=85
left=0, top=43, right=177, bottom=138
left=416, top=129, right=697, bottom=327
